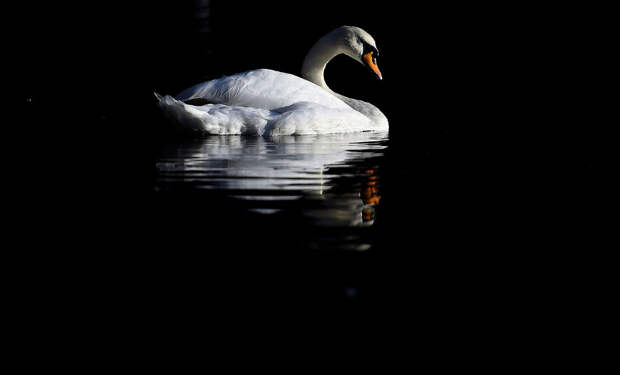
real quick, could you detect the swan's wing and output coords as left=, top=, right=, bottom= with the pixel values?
left=176, top=69, right=351, bottom=111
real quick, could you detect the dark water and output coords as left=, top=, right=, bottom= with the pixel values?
left=151, top=132, right=394, bottom=302
left=149, top=127, right=483, bottom=305
left=155, top=133, right=388, bottom=249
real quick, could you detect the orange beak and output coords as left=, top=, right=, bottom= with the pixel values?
left=363, top=52, right=382, bottom=80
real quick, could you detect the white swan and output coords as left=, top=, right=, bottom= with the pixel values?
left=156, top=26, right=388, bottom=136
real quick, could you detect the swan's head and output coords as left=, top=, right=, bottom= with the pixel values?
left=337, top=26, right=382, bottom=80
left=301, top=25, right=383, bottom=86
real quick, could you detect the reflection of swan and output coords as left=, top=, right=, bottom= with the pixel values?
left=156, top=26, right=388, bottom=135
left=155, top=133, right=387, bottom=227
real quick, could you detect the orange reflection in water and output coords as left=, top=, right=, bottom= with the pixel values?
left=361, top=166, right=381, bottom=222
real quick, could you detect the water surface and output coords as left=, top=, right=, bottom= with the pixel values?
left=154, top=132, right=389, bottom=251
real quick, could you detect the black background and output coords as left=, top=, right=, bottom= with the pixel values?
left=15, top=0, right=606, bottom=345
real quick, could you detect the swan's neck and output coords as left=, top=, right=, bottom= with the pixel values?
left=301, top=32, right=343, bottom=92
left=301, top=30, right=388, bottom=129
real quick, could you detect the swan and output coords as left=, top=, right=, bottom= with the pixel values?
left=156, top=26, right=388, bottom=136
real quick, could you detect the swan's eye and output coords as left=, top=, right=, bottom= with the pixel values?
left=362, top=42, right=379, bottom=62
left=366, top=51, right=377, bottom=65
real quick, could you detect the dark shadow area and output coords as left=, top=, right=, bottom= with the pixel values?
left=16, top=0, right=604, bottom=336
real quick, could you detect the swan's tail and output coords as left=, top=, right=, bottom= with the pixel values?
left=154, top=91, right=271, bottom=135
left=154, top=92, right=208, bottom=134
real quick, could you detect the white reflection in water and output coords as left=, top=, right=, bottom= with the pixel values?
left=156, top=132, right=388, bottom=229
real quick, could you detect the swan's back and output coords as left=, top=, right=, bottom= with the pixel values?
left=176, top=69, right=351, bottom=111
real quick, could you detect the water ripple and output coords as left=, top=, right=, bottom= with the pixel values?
left=154, top=132, right=389, bottom=249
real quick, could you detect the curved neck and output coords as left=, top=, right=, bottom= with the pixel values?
left=301, top=31, right=344, bottom=93
left=300, top=30, right=388, bottom=130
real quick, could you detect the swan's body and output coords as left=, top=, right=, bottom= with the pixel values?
left=157, top=26, right=388, bottom=135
